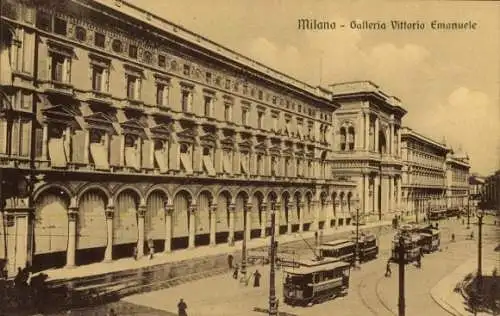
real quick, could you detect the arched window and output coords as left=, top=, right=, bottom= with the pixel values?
left=347, top=127, right=355, bottom=151
left=340, top=127, right=346, bottom=151
left=143, top=51, right=153, bottom=64
left=75, top=26, right=86, bottom=42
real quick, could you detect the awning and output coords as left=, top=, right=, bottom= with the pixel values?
left=202, top=155, right=216, bottom=176
left=125, top=146, right=140, bottom=171
left=180, top=153, right=193, bottom=175
left=0, top=42, right=12, bottom=86
left=241, top=156, right=248, bottom=174
left=90, top=143, right=110, bottom=170
left=48, top=138, right=67, bottom=167
left=154, top=149, right=168, bottom=173
left=223, top=152, right=232, bottom=173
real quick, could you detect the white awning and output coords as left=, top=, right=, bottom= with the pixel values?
left=48, top=138, right=67, bottom=167
left=180, top=153, right=193, bottom=175
left=0, top=42, right=12, bottom=86
left=223, top=152, right=232, bottom=173
left=203, top=155, right=216, bottom=176
left=154, top=149, right=168, bottom=173
left=125, top=146, right=140, bottom=171
left=90, top=143, right=110, bottom=170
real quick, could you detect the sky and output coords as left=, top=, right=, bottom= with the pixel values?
left=129, top=0, right=500, bottom=176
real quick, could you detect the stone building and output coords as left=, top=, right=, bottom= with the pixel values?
left=330, top=81, right=406, bottom=222
left=0, top=0, right=359, bottom=276
left=445, top=148, right=470, bottom=210
left=484, top=170, right=500, bottom=210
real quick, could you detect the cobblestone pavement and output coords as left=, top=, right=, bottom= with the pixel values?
left=121, top=217, right=498, bottom=316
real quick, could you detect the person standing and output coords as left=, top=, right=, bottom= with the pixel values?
left=253, top=270, right=261, bottom=287
left=233, top=264, right=239, bottom=279
left=178, top=298, right=188, bottom=316
left=227, top=254, right=234, bottom=269
left=148, top=237, right=155, bottom=259
left=385, top=260, right=392, bottom=277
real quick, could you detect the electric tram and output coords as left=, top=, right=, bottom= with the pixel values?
left=317, top=239, right=356, bottom=264
left=283, top=260, right=351, bottom=306
left=414, top=225, right=440, bottom=253
left=351, top=233, right=379, bottom=262
left=391, top=227, right=421, bottom=263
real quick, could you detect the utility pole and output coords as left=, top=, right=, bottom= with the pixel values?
left=268, top=202, right=278, bottom=316
left=477, top=210, right=483, bottom=293
left=354, top=207, right=360, bottom=268
left=467, top=196, right=471, bottom=229
left=398, top=235, right=406, bottom=316
left=240, top=203, right=248, bottom=284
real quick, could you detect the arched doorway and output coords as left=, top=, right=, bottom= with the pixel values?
left=304, top=192, right=312, bottom=231
left=77, top=189, right=107, bottom=265
left=114, top=189, right=140, bottom=259
left=215, top=191, right=231, bottom=244
left=234, top=192, right=248, bottom=241
left=251, top=192, right=264, bottom=239
left=196, top=191, right=212, bottom=246
left=145, top=190, right=167, bottom=253
left=172, top=191, right=191, bottom=250
left=280, top=192, right=290, bottom=235
left=319, top=192, right=327, bottom=229
left=32, top=188, right=70, bottom=271
left=331, top=192, right=338, bottom=227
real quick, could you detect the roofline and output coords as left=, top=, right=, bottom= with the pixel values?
left=401, top=126, right=449, bottom=152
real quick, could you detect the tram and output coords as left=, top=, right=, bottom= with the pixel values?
left=391, top=228, right=421, bottom=263
left=429, top=209, right=447, bottom=220
left=415, top=225, right=440, bottom=253
left=352, top=233, right=379, bottom=262
left=283, top=260, right=351, bottom=306
left=317, top=239, right=356, bottom=264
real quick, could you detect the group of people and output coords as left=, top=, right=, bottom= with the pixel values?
left=232, top=264, right=262, bottom=287
left=132, top=238, right=156, bottom=260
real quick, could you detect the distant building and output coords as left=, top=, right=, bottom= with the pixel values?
left=484, top=170, right=500, bottom=210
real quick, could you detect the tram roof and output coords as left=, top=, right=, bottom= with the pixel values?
left=284, top=261, right=350, bottom=275
left=295, top=257, right=339, bottom=266
left=321, top=239, right=353, bottom=246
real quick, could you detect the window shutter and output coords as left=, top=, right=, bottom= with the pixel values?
left=110, top=135, right=122, bottom=166
left=71, top=130, right=85, bottom=163
left=141, top=139, right=152, bottom=169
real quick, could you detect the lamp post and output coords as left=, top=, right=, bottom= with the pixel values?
left=467, top=195, right=471, bottom=229
left=476, top=205, right=484, bottom=295
left=268, top=201, right=278, bottom=316
left=240, top=202, right=248, bottom=284
left=350, top=194, right=360, bottom=269
left=398, top=235, right=406, bottom=316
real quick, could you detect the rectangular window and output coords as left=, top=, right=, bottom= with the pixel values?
left=224, top=103, right=232, bottom=121
left=156, top=84, right=169, bottom=107
left=183, top=64, right=190, bottom=76
left=204, top=95, right=213, bottom=117
left=22, top=31, right=34, bottom=74
left=206, top=72, right=212, bottom=84
left=21, top=91, right=31, bottom=110
left=272, top=115, right=278, bottom=132
left=51, top=54, right=65, bottom=82
left=258, top=90, right=263, bottom=100
left=243, top=84, right=248, bottom=95
left=181, top=89, right=192, bottom=112
left=257, top=112, right=264, bottom=129
left=36, top=11, right=51, bottom=31
left=92, top=66, right=104, bottom=91
left=54, top=17, right=67, bottom=35
left=225, top=79, right=231, bottom=90
left=129, top=45, right=138, bottom=59
left=126, top=75, right=140, bottom=100
left=94, top=32, right=105, bottom=48
left=241, top=108, right=248, bottom=126
left=158, top=55, right=166, bottom=67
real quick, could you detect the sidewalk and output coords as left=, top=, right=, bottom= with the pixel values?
left=430, top=247, right=498, bottom=316
left=42, top=221, right=391, bottom=282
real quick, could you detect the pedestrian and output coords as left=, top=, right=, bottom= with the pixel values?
left=107, top=308, right=117, bottom=316
left=416, top=255, right=421, bottom=268
left=177, top=298, right=188, bottom=316
left=148, top=237, right=154, bottom=259
left=385, top=260, right=392, bottom=277
left=227, top=254, right=234, bottom=269
left=233, top=264, right=239, bottom=279
left=253, top=269, right=261, bottom=287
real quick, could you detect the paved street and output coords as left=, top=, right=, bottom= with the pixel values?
left=121, top=216, right=498, bottom=316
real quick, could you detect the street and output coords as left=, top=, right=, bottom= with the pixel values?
left=118, top=216, right=498, bottom=316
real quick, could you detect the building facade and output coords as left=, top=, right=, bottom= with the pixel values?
left=484, top=170, right=500, bottom=210
left=400, top=127, right=449, bottom=221
left=445, top=149, right=470, bottom=210
left=0, top=0, right=361, bottom=276
left=0, top=0, right=471, bottom=277
left=330, top=81, right=406, bottom=222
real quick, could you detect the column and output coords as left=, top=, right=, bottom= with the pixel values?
left=396, top=177, right=402, bottom=213
left=364, top=112, right=370, bottom=150
left=312, top=199, right=320, bottom=231
left=245, top=204, right=252, bottom=241
left=397, top=128, right=402, bottom=157
left=260, top=203, right=267, bottom=238
left=324, top=199, right=331, bottom=229
left=137, top=205, right=146, bottom=258
left=104, top=205, right=114, bottom=262
left=42, top=124, right=48, bottom=160
left=374, top=117, right=379, bottom=152
left=209, top=204, right=217, bottom=246
left=364, top=173, right=370, bottom=215
left=389, top=123, right=395, bottom=156
left=228, top=203, right=235, bottom=245
left=164, top=205, right=173, bottom=253
left=374, top=175, right=380, bottom=215
left=298, top=202, right=304, bottom=232
left=66, top=208, right=77, bottom=268
left=274, top=202, right=281, bottom=237
left=286, top=202, right=292, bottom=234
left=188, top=205, right=196, bottom=249
left=381, top=176, right=389, bottom=218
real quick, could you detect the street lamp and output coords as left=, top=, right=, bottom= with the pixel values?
left=240, top=202, right=248, bottom=284
left=467, top=194, right=472, bottom=229
left=268, top=201, right=278, bottom=316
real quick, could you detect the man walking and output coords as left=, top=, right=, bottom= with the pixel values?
left=177, top=298, right=188, bottom=316
left=253, top=269, right=261, bottom=287
left=385, top=260, right=392, bottom=277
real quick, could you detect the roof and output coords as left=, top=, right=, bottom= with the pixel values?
left=295, top=257, right=339, bottom=267
left=284, top=261, right=350, bottom=275
left=319, top=241, right=355, bottom=250
left=321, top=239, right=352, bottom=246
